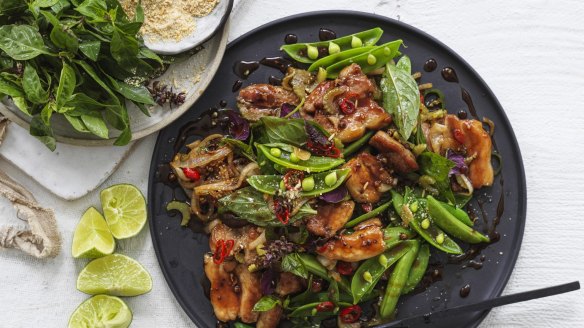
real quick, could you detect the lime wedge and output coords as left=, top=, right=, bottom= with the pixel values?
left=68, top=295, right=132, bottom=328
left=100, top=184, right=147, bottom=239
left=72, top=207, right=115, bottom=258
left=77, top=254, right=152, bottom=297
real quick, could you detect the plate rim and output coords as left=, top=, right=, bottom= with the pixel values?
left=148, top=10, right=527, bottom=328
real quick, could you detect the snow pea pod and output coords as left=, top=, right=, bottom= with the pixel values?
left=379, top=239, right=420, bottom=319
left=341, top=130, right=375, bottom=158
left=401, top=243, right=430, bottom=294
left=383, top=226, right=416, bottom=247
left=351, top=241, right=414, bottom=304
left=256, top=144, right=344, bottom=172
left=325, top=40, right=403, bottom=78
left=247, top=168, right=350, bottom=197
left=437, top=199, right=474, bottom=227
left=391, top=190, right=463, bottom=254
left=307, top=46, right=375, bottom=71
left=427, top=195, right=490, bottom=244
left=281, top=27, right=384, bottom=64
left=345, top=200, right=392, bottom=228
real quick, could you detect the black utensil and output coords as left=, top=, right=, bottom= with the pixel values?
left=382, top=281, right=581, bottom=327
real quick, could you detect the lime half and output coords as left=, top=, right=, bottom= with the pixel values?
left=77, top=253, right=153, bottom=297
left=72, top=207, right=115, bottom=258
left=68, top=295, right=132, bottom=328
left=100, top=184, right=147, bottom=239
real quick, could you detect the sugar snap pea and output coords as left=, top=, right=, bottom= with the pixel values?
left=383, top=226, right=416, bottom=247
left=351, top=241, right=414, bottom=304
left=341, top=130, right=375, bottom=158
left=256, top=144, right=344, bottom=172
left=427, top=196, right=490, bottom=244
left=391, top=189, right=463, bottom=254
left=307, top=46, right=375, bottom=72
left=325, top=40, right=403, bottom=78
left=345, top=200, right=392, bottom=228
left=280, top=28, right=384, bottom=64
left=379, top=239, right=420, bottom=319
left=438, top=199, right=474, bottom=227
left=401, top=243, right=430, bottom=294
left=247, top=168, right=350, bottom=197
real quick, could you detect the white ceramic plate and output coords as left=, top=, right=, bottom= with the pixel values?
left=0, top=20, right=230, bottom=147
left=144, top=0, right=234, bottom=55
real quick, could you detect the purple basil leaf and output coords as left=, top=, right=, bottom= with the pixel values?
left=280, top=103, right=300, bottom=119
left=447, top=149, right=468, bottom=176
left=304, top=121, right=331, bottom=148
left=319, top=185, right=348, bottom=203
left=226, top=110, right=250, bottom=140
left=261, top=269, right=277, bottom=295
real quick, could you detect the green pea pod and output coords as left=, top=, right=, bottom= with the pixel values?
left=247, top=168, right=350, bottom=197
left=391, top=190, right=404, bottom=215
left=307, top=46, right=375, bottom=71
left=288, top=301, right=335, bottom=317
left=398, top=189, right=463, bottom=254
left=402, top=243, right=430, bottom=294
left=286, top=253, right=351, bottom=293
left=257, top=144, right=345, bottom=173
left=345, top=200, right=392, bottom=228
left=379, top=239, right=420, bottom=319
left=234, top=323, right=254, bottom=328
left=383, top=226, right=416, bottom=247
left=280, top=27, right=384, bottom=64
left=351, top=241, right=414, bottom=304
left=427, top=196, right=490, bottom=244
left=438, top=199, right=474, bottom=227
left=325, top=40, right=403, bottom=78
left=341, top=130, right=375, bottom=158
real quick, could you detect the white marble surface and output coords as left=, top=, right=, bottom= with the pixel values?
left=1, top=0, right=583, bottom=327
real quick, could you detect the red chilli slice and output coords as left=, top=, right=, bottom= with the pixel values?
left=336, top=261, right=355, bottom=275
left=213, top=239, right=235, bottom=265
left=182, top=167, right=201, bottom=180
left=340, top=305, right=362, bottom=323
left=315, top=301, right=335, bottom=312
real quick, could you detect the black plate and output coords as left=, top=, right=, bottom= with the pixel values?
left=148, top=11, right=526, bottom=328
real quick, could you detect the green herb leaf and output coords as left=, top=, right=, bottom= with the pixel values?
left=65, top=114, right=90, bottom=132
left=0, top=74, right=24, bottom=97
left=30, top=104, right=56, bottom=150
left=55, top=62, right=76, bottom=111
left=79, top=40, right=101, bottom=61
left=75, top=0, right=107, bottom=22
left=80, top=114, right=108, bottom=138
left=113, top=126, right=131, bottom=146
left=110, top=27, right=140, bottom=70
left=33, top=0, right=59, bottom=8
left=11, top=97, right=31, bottom=115
left=252, top=296, right=281, bottom=312
left=0, top=25, right=51, bottom=60
left=381, top=60, right=420, bottom=140
left=42, top=10, right=79, bottom=53
left=418, top=152, right=456, bottom=204
left=105, top=73, right=155, bottom=105
left=261, top=117, right=308, bottom=147
left=281, top=253, right=309, bottom=279
left=396, top=55, right=412, bottom=74
left=22, top=64, right=49, bottom=104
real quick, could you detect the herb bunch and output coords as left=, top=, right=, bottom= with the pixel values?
left=0, top=0, right=164, bottom=150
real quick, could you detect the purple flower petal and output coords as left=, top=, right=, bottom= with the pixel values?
left=226, top=110, right=250, bottom=140
left=261, top=269, right=277, bottom=295
left=280, top=103, right=300, bottom=119
left=447, top=149, right=468, bottom=176
left=319, top=185, right=348, bottom=203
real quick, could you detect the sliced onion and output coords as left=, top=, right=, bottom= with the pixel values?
left=455, top=174, right=474, bottom=196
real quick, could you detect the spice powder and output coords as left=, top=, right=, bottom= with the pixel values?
left=121, top=0, right=219, bottom=41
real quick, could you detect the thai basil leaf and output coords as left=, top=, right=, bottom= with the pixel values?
left=0, top=25, right=52, bottom=60
left=0, top=0, right=27, bottom=15
left=281, top=253, right=309, bottom=279
left=0, top=75, right=24, bottom=97
left=381, top=61, right=420, bottom=140
left=22, top=64, right=49, bottom=104
left=11, top=97, right=31, bottom=115
left=110, top=27, right=140, bottom=69
left=138, top=47, right=163, bottom=66
left=29, top=104, right=56, bottom=150
left=261, top=117, right=307, bottom=147
left=50, top=0, right=70, bottom=14
left=418, top=152, right=456, bottom=204
left=252, top=296, right=281, bottom=312
left=33, top=0, right=59, bottom=8
left=113, top=126, right=131, bottom=146
left=222, top=137, right=256, bottom=162
left=396, top=55, right=412, bottom=74
left=75, top=0, right=107, bottom=22
left=66, top=93, right=113, bottom=116
left=80, top=114, right=108, bottom=138
left=46, top=14, right=79, bottom=53
left=104, top=73, right=155, bottom=105
left=79, top=40, right=101, bottom=61
left=65, top=114, right=90, bottom=132
left=55, top=62, right=76, bottom=111
left=74, top=60, right=119, bottom=103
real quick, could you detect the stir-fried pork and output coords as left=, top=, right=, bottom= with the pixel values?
left=425, top=114, right=493, bottom=188
left=210, top=223, right=262, bottom=265
left=317, top=224, right=386, bottom=262
left=275, top=272, right=305, bottom=296
left=204, top=256, right=240, bottom=322
left=306, top=200, right=355, bottom=238
left=343, top=153, right=394, bottom=203
left=369, top=131, right=419, bottom=173
left=237, top=84, right=299, bottom=121
left=257, top=305, right=284, bottom=328
left=235, top=264, right=262, bottom=323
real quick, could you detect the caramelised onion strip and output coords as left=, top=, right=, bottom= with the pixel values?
left=171, top=134, right=230, bottom=170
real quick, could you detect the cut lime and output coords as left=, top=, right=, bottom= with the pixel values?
left=77, top=253, right=152, bottom=297
left=72, top=207, right=115, bottom=258
left=68, top=295, right=132, bottom=328
left=100, top=184, right=147, bottom=239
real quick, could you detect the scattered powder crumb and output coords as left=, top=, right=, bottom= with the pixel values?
left=121, top=0, right=219, bottom=41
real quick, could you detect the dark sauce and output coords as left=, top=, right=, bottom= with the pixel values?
left=462, top=260, right=483, bottom=270
left=441, top=67, right=459, bottom=83
left=319, top=28, right=337, bottom=41
left=284, top=33, right=298, bottom=44
left=457, top=110, right=468, bottom=119
left=173, top=108, right=224, bottom=153
left=260, top=56, right=293, bottom=74
left=233, top=60, right=260, bottom=79
left=232, top=79, right=243, bottom=92
left=460, top=284, right=471, bottom=298
left=219, top=100, right=227, bottom=108
left=268, top=75, right=282, bottom=86
left=155, top=163, right=176, bottom=185
left=424, top=58, right=437, bottom=72
left=410, top=263, right=444, bottom=294
left=461, top=88, right=479, bottom=119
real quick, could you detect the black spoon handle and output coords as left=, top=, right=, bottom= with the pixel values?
left=381, top=281, right=581, bottom=327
